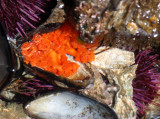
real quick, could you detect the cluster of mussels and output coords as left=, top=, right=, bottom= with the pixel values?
left=0, top=0, right=160, bottom=119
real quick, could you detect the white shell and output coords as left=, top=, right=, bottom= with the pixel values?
left=83, top=47, right=138, bottom=119
left=92, top=48, right=135, bottom=69
left=25, top=92, right=117, bottom=119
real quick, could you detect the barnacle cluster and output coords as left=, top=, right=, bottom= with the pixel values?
left=72, top=0, right=160, bottom=50
left=68, top=0, right=110, bottom=43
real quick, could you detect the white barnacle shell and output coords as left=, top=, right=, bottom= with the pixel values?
left=112, top=65, right=138, bottom=119
left=83, top=47, right=138, bottom=119
left=92, top=47, right=135, bottom=69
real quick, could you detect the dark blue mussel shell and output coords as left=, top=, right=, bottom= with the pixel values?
left=0, top=22, right=18, bottom=91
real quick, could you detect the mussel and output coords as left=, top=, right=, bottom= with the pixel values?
left=25, top=91, right=118, bottom=119
left=18, top=20, right=94, bottom=89
left=0, top=22, right=19, bottom=91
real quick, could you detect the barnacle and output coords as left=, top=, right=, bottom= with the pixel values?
left=70, top=0, right=160, bottom=50
left=66, top=0, right=110, bottom=43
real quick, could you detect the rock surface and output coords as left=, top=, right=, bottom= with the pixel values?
left=0, top=100, right=30, bottom=119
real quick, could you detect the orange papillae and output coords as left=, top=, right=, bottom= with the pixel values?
left=21, top=22, right=95, bottom=77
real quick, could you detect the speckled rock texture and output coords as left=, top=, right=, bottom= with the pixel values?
left=0, top=100, right=30, bottom=119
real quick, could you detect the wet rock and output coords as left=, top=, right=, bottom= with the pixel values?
left=71, top=0, right=160, bottom=49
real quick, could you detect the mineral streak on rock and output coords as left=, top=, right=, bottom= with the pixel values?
left=83, top=48, right=137, bottom=119
left=73, top=0, right=160, bottom=49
